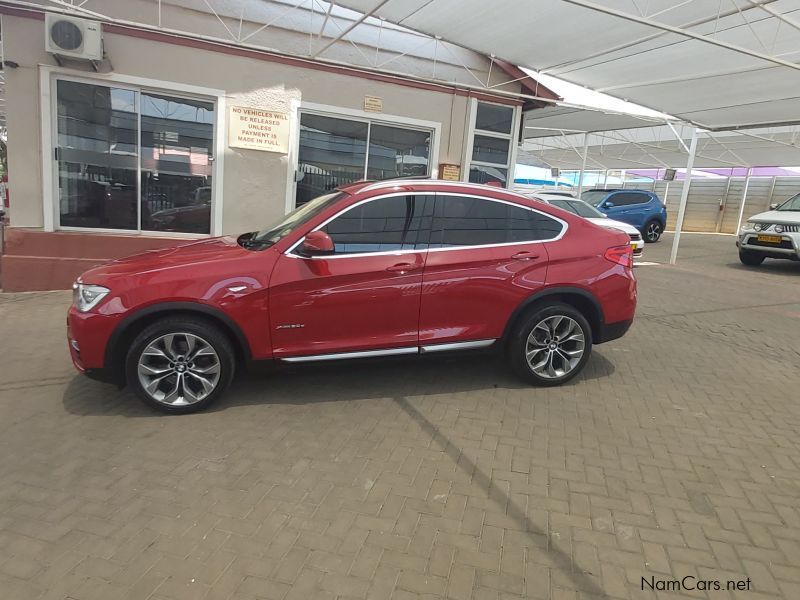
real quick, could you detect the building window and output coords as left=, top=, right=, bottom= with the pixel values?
left=55, top=79, right=215, bottom=234
left=295, top=112, right=432, bottom=207
left=465, top=101, right=518, bottom=188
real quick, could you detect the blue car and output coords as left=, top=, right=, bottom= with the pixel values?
left=581, top=189, right=668, bottom=243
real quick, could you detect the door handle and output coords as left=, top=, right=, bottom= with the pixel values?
left=386, top=262, right=420, bottom=273
left=511, top=251, right=540, bottom=260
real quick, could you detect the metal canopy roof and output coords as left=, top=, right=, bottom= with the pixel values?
left=336, top=0, right=800, bottom=131
left=525, top=123, right=800, bottom=169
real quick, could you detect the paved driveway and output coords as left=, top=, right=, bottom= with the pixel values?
left=1, top=233, right=799, bottom=600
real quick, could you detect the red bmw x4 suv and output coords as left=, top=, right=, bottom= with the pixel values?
left=68, top=180, right=637, bottom=413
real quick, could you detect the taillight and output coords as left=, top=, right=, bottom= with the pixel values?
left=604, top=244, right=633, bottom=268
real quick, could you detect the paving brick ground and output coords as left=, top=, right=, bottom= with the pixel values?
left=0, top=233, right=799, bottom=600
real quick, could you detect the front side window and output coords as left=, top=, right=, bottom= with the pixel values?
left=581, top=190, right=609, bottom=207
left=431, top=195, right=562, bottom=248
left=322, top=195, right=433, bottom=255
left=55, top=79, right=215, bottom=234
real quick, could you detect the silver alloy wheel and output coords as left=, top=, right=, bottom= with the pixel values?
left=525, top=315, right=585, bottom=379
left=645, top=221, right=662, bottom=242
left=137, top=332, right=221, bottom=406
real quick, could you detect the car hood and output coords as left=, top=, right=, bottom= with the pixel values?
left=586, top=217, right=639, bottom=235
left=78, top=236, right=250, bottom=283
left=748, top=210, right=800, bottom=224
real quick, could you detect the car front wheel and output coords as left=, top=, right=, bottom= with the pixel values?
left=643, top=220, right=663, bottom=243
left=126, top=317, right=235, bottom=414
left=509, top=303, right=593, bottom=386
left=738, top=249, right=765, bottom=266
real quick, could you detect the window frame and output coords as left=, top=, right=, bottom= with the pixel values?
left=289, top=102, right=442, bottom=212
left=428, top=193, right=567, bottom=251
left=463, top=99, right=522, bottom=189
left=41, top=67, right=225, bottom=237
left=285, top=191, right=567, bottom=259
left=608, top=191, right=651, bottom=207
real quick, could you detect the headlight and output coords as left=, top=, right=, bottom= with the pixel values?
left=72, top=283, right=110, bottom=312
left=774, top=224, right=784, bottom=233
left=752, top=222, right=763, bottom=232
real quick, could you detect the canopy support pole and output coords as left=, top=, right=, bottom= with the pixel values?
left=669, top=127, right=698, bottom=265
left=735, top=167, right=753, bottom=234
left=602, top=169, right=609, bottom=189
left=577, top=133, right=589, bottom=197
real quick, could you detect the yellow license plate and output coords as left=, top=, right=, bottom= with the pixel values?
left=757, top=234, right=782, bottom=244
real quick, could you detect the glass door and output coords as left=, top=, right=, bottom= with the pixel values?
left=295, top=113, right=368, bottom=207
left=294, top=112, right=433, bottom=207
left=56, top=80, right=139, bottom=230
left=54, top=78, right=216, bottom=234
left=140, top=93, right=215, bottom=234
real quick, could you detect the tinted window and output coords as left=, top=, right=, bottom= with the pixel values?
left=472, top=135, right=510, bottom=164
left=323, top=195, right=432, bottom=254
left=431, top=195, right=562, bottom=247
left=475, top=103, right=514, bottom=134
left=609, top=192, right=649, bottom=206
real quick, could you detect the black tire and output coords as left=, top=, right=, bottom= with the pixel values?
left=125, top=316, right=235, bottom=414
left=509, top=302, right=593, bottom=387
left=739, top=249, right=765, bottom=266
left=643, top=219, right=663, bottom=243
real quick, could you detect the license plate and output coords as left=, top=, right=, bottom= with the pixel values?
left=757, top=234, right=782, bottom=244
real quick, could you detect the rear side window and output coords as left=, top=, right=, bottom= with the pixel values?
left=323, top=195, right=433, bottom=254
left=610, top=192, right=649, bottom=206
left=431, top=195, right=563, bottom=248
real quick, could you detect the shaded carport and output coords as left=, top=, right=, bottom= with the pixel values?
left=333, top=0, right=800, bottom=263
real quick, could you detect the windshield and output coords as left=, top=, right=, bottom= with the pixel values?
left=776, top=193, right=800, bottom=211
left=251, top=192, right=344, bottom=244
left=563, top=199, right=604, bottom=218
left=548, top=199, right=578, bottom=215
left=581, top=190, right=609, bottom=207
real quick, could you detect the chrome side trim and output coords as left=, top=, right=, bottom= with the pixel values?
left=420, top=339, right=496, bottom=353
left=280, top=347, right=419, bottom=363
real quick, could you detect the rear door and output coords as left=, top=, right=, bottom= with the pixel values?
left=418, top=193, right=564, bottom=347
left=269, top=193, right=433, bottom=358
left=605, top=192, right=650, bottom=228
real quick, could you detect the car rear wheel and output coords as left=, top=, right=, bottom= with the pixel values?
left=509, top=303, right=593, bottom=386
left=739, top=249, right=765, bottom=266
left=126, top=317, right=235, bottom=414
left=643, top=220, right=663, bottom=243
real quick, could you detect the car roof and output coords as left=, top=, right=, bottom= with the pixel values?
left=338, top=178, right=538, bottom=202
left=529, top=193, right=581, bottom=203
left=586, top=188, right=653, bottom=193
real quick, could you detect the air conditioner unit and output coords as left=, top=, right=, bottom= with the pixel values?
left=45, top=14, right=103, bottom=61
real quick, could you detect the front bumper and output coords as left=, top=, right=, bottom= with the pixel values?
left=736, top=232, right=800, bottom=259
left=67, top=306, right=118, bottom=374
left=630, top=238, right=645, bottom=257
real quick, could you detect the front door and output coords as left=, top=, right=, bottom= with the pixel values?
left=269, top=194, right=433, bottom=358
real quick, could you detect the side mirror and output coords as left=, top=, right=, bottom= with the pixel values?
left=299, top=230, right=334, bottom=256
left=604, top=201, right=615, bottom=209
left=769, top=203, right=778, bottom=210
